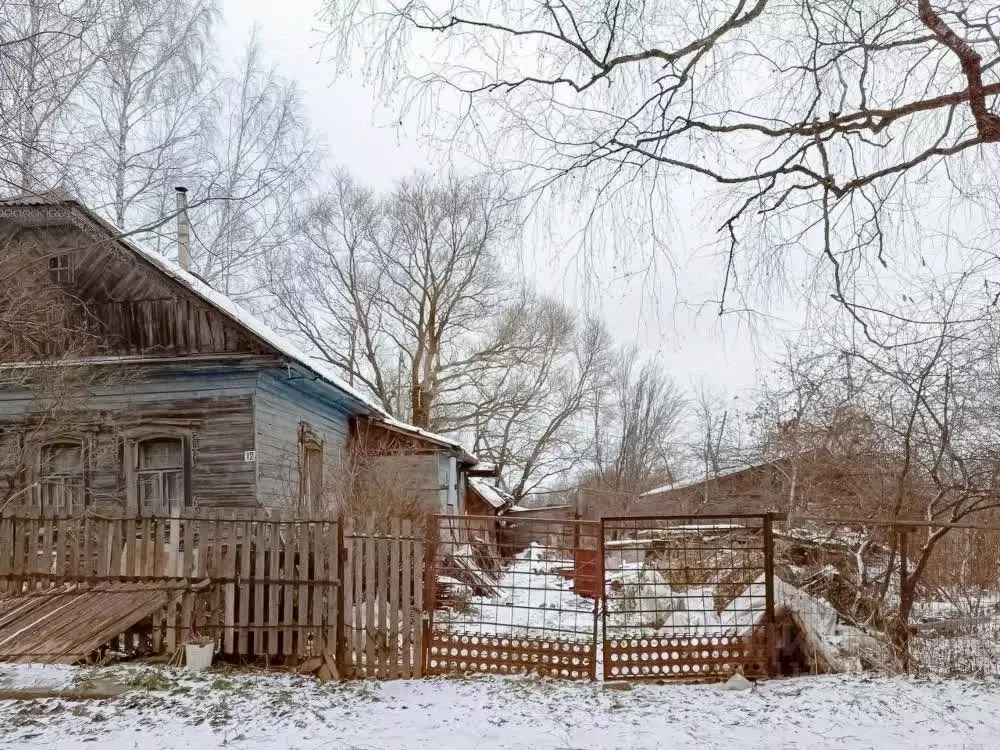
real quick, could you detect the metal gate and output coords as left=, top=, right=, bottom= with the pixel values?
left=424, top=513, right=600, bottom=680
left=601, top=514, right=776, bottom=681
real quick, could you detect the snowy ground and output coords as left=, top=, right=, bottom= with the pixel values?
left=1, top=663, right=999, bottom=749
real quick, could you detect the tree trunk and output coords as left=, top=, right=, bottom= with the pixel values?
left=890, top=528, right=912, bottom=672
left=410, top=384, right=431, bottom=429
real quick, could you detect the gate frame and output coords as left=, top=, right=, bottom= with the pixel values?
left=599, top=512, right=778, bottom=682
left=423, top=512, right=602, bottom=680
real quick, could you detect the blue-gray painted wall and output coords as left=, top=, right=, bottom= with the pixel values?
left=0, top=360, right=373, bottom=511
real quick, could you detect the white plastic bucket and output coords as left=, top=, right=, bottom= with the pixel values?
left=185, top=642, right=214, bottom=672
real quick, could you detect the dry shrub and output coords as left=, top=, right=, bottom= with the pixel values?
left=323, top=450, right=436, bottom=531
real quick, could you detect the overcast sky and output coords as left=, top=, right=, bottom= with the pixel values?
left=219, top=0, right=799, bottom=405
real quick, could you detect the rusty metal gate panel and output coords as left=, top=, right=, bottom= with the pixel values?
left=601, top=514, right=775, bottom=681
left=424, top=513, right=600, bottom=680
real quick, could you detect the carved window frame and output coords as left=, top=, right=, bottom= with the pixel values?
left=123, top=425, right=194, bottom=515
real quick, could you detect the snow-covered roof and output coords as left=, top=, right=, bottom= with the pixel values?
left=1, top=193, right=478, bottom=461
left=506, top=503, right=573, bottom=514
left=379, top=416, right=474, bottom=462
left=640, top=463, right=760, bottom=497
left=468, top=478, right=514, bottom=510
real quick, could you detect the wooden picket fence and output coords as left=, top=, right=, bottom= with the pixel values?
left=0, top=510, right=424, bottom=678
left=342, top=518, right=424, bottom=679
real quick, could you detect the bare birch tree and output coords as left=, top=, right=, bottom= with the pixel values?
left=0, top=0, right=105, bottom=193
left=186, top=31, right=315, bottom=296
left=79, top=0, right=217, bottom=228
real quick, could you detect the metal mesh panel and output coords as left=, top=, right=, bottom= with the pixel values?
left=426, top=514, right=599, bottom=680
left=602, top=514, right=775, bottom=681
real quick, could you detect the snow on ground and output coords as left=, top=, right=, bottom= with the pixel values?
left=0, top=663, right=998, bottom=749
left=0, top=664, right=75, bottom=691
left=438, top=544, right=757, bottom=642
left=438, top=544, right=597, bottom=640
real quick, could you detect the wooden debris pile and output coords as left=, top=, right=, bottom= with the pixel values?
left=295, top=650, right=340, bottom=682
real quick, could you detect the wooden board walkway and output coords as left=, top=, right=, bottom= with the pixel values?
left=0, top=580, right=203, bottom=664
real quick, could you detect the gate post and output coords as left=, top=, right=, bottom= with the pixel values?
left=419, top=514, right=439, bottom=677
left=763, top=513, right=777, bottom=677
left=596, top=517, right=607, bottom=682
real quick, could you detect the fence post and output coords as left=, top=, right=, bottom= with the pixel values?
left=419, top=515, right=438, bottom=677
left=763, top=513, right=777, bottom=678
left=335, top=517, right=347, bottom=675
left=595, top=518, right=606, bottom=682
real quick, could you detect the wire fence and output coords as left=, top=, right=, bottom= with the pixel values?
left=601, top=514, right=774, bottom=680
left=424, top=512, right=1000, bottom=681
left=424, top=514, right=599, bottom=680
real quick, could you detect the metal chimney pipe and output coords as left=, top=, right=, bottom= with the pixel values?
left=175, top=186, right=190, bottom=270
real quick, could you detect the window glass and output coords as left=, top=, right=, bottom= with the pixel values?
left=47, top=254, right=73, bottom=283
left=138, top=438, right=182, bottom=470
left=40, top=442, right=83, bottom=512
left=137, top=437, right=185, bottom=512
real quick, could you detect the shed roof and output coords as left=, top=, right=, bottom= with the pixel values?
left=639, top=463, right=763, bottom=497
left=468, top=478, right=515, bottom=510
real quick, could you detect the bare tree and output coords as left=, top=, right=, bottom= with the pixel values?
left=469, top=299, right=614, bottom=500
left=265, top=169, right=521, bottom=430
left=178, top=31, right=315, bottom=297
left=79, top=0, right=217, bottom=228
left=325, top=1, right=1000, bottom=322
left=0, top=8, right=312, bottom=301
left=583, top=349, right=686, bottom=515
left=0, top=0, right=105, bottom=193
left=0, top=229, right=122, bottom=511
left=688, top=384, right=743, bottom=484
left=750, top=276, right=1000, bottom=657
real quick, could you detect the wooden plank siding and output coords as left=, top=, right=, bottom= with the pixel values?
left=253, top=374, right=352, bottom=510
left=0, top=367, right=365, bottom=515
left=4, top=224, right=265, bottom=358
left=0, top=372, right=259, bottom=512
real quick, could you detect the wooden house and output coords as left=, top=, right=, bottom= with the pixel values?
left=0, top=191, right=477, bottom=516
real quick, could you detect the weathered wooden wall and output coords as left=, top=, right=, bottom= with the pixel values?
left=498, top=506, right=577, bottom=557
left=253, top=373, right=353, bottom=509
left=464, top=490, right=501, bottom=551
left=351, top=419, right=455, bottom=515
left=4, top=223, right=265, bottom=357
left=0, top=368, right=260, bottom=511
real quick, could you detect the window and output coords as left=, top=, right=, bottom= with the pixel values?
left=39, top=442, right=83, bottom=513
left=299, top=424, right=324, bottom=511
left=136, top=437, right=186, bottom=514
left=47, top=253, right=73, bottom=284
